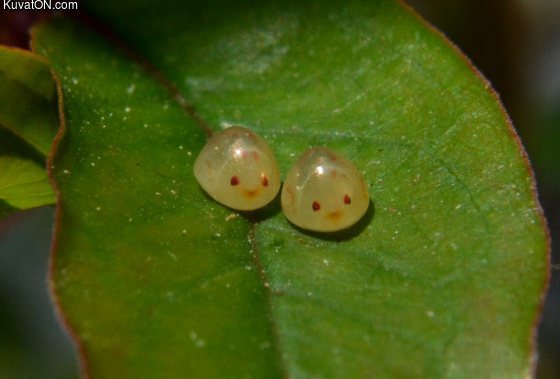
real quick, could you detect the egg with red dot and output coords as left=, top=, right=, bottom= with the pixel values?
left=281, top=147, right=369, bottom=232
left=194, top=126, right=280, bottom=210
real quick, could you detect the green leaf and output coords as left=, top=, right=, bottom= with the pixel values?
left=0, top=46, right=58, bottom=156
left=0, top=127, right=55, bottom=211
left=0, top=47, right=57, bottom=214
left=32, top=0, right=548, bottom=377
left=0, top=156, right=55, bottom=209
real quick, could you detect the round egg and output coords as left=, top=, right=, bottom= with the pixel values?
left=281, top=147, right=370, bottom=232
left=194, top=126, right=280, bottom=211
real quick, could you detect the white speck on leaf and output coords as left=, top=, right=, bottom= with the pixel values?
left=165, top=291, right=175, bottom=302
left=167, top=252, right=178, bottom=261
left=225, top=213, right=238, bottom=221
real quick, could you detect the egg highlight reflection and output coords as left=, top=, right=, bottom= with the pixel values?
left=194, top=126, right=280, bottom=210
left=281, top=147, right=370, bottom=232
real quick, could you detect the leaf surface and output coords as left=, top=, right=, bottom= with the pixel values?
left=0, top=47, right=58, bottom=155
left=33, top=1, right=548, bottom=377
left=0, top=155, right=55, bottom=209
left=0, top=47, right=57, bottom=213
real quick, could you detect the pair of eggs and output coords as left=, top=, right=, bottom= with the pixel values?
left=193, top=126, right=370, bottom=232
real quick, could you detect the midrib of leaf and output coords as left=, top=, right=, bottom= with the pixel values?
left=0, top=178, right=50, bottom=190
left=65, top=11, right=215, bottom=140
left=105, top=25, right=291, bottom=375
left=248, top=223, right=291, bottom=375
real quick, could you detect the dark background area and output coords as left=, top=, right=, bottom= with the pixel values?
left=0, top=1, right=558, bottom=377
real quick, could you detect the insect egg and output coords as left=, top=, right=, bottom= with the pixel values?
left=194, top=126, right=280, bottom=211
left=281, top=147, right=370, bottom=232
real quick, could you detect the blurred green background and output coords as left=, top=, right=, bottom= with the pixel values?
left=0, top=0, right=558, bottom=377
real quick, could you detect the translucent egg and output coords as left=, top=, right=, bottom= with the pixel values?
left=194, top=126, right=280, bottom=211
left=281, top=147, right=370, bottom=232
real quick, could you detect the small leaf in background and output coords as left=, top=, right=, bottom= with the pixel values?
left=0, top=136, right=55, bottom=213
left=0, top=156, right=55, bottom=209
left=0, top=46, right=58, bottom=155
left=31, top=0, right=549, bottom=377
left=0, top=47, right=57, bottom=214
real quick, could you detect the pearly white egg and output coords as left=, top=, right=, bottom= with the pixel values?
left=194, top=126, right=280, bottom=211
left=281, top=147, right=369, bottom=232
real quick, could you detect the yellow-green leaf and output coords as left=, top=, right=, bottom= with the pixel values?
left=0, top=156, right=55, bottom=209
left=0, top=47, right=57, bottom=214
left=0, top=46, right=58, bottom=156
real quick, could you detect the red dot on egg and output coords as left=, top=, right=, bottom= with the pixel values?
left=312, top=201, right=321, bottom=211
